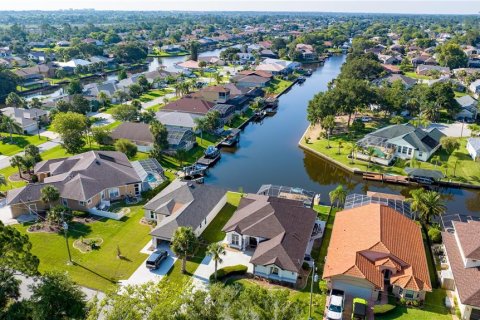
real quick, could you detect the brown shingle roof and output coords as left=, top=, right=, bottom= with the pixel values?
left=222, top=194, right=316, bottom=273
left=162, top=97, right=215, bottom=115
left=323, top=204, right=431, bottom=292
left=111, top=122, right=154, bottom=145
left=453, top=220, right=480, bottom=260
left=443, top=228, right=480, bottom=307
left=237, top=70, right=273, bottom=78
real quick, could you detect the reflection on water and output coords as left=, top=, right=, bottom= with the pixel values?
left=204, top=55, right=480, bottom=216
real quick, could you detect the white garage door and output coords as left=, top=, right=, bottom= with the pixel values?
left=332, top=281, right=373, bottom=300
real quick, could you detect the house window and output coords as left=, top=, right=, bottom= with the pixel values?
left=62, top=198, right=68, bottom=206
left=408, top=148, right=412, bottom=155
left=232, top=234, right=240, bottom=246
left=418, top=151, right=423, bottom=157
left=79, top=201, right=85, bottom=206
left=134, top=184, right=140, bottom=196
left=270, top=267, right=279, bottom=275
left=87, top=198, right=92, bottom=205
left=397, top=146, right=401, bottom=152
left=402, top=146, right=408, bottom=154
left=100, top=190, right=105, bottom=200
left=149, top=211, right=155, bottom=220
left=398, top=287, right=403, bottom=295
left=405, top=290, right=415, bottom=299
left=109, top=188, right=120, bottom=198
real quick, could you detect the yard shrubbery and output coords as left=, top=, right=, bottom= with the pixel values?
left=373, top=303, right=396, bottom=315
left=209, top=264, right=248, bottom=282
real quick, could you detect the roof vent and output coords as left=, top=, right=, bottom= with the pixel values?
left=95, top=160, right=100, bottom=165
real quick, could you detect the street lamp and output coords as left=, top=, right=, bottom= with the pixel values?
left=309, top=261, right=319, bottom=320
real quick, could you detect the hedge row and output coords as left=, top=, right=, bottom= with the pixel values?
left=209, top=264, right=248, bottom=282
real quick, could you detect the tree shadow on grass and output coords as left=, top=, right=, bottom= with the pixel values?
left=72, top=261, right=117, bottom=284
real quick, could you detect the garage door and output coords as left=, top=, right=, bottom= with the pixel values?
left=332, top=281, right=373, bottom=300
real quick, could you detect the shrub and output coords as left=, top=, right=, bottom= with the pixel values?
left=318, top=280, right=328, bottom=294
left=399, top=298, right=407, bottom=306
left=72, top=210, right=88, bottom=218
left=373, top=304, right=396, bottom=314
left=302, top=262, right=310, bottom=270
left=114, top=138, right=137, bottom=158
left=209, top=264, right=247, bottom=282
left=428, top=227, right=442, bottom=244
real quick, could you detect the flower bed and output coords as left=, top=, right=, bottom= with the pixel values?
left=73, top=237, right=104, bottom=253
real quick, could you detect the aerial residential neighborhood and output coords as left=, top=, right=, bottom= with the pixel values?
left=1, top=2, right=480, bottom=320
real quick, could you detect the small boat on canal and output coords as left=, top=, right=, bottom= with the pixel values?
left=197, top=146, right=221, bottom=167
left=253, top=110, right=267, bottom=121
left=297, top=76, right=306, bottom=84
left=305, top=69, right=313, bottom=77
left=265, top=107, right=277, bottom=116
left=219, top=128, right=241, bottom=147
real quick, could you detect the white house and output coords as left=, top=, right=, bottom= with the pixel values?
left=467, top=138, right=480, bottom=161
left=222, top=194, right=319, bottom=285
left=145, top=180, right=227, bottom=246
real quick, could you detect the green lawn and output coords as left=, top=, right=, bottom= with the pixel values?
left=160, top=192, right=242, bottom=292
left=376, top=289, right=452, bottom=320
left=14, top=204, right=152, bottom=291
left=266, top=78, right=293, bottom=95
left=302, top=132, right=480, bottom=185
left=0, top=134, right=46, bottom=156
left=404, top=72, right=432, bottom=80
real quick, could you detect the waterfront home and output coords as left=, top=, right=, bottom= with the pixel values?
left=146, top=180, right=227, bottom=245
left=162, top=97, right=215, bottom=116
left=177, top=60, right=201, bottom=70
left=155, top=111, right=201, bottom=132
left=374, top=74, right=417, bottom=88
left=442, top=220, right=480, bottom=320
left=2, top=107, right=49, bottom=134
left=161, top=44, right=185, bottom=53
left=323, top=203, right=431, bottom=301
left=231, top=74, right=271, bottom=88
left=467, top=138, right=480, bottom=161
left=455, top=95, right=478, bottom=121
left=191, top=86, right=232, bottom=103
left=295, top=44, right=316, bottom=61
left=222, top=193, right=320, bottom=285
left=6, top=151, right=142, bottom=218
left=14, top=64, right=55, bottom=86
left=255, top=58, right=300, bottom=75
left=56, top=59, right=91, bottom=69
left=131, top=158, right=166, bottom=190
left=111, top=122, right=154, bottom=152
left=356, top=124, right=445, bottom=165
left=165, top=127, right=196, bottom=153
left=83, top=81, right=121, bottom=103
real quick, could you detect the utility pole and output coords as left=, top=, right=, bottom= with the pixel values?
left=61, top=212, right=72, bottom=264
left=309, top=261, right=319, bottom=320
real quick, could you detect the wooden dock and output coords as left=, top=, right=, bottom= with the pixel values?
left=197, top=154, right=221, bottom=167
left=362, top=173, right=413, bottom=185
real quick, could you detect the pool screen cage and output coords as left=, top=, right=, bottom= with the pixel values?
left=356, top=135, right=396, bottom=151
left=441, top=214, right=480, bottom=233
left=257, top=184, right=316, bottom=207
left=344, top=194, right=415, bottom=220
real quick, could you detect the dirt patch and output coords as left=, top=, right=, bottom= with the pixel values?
left=27, top=222, right=62, bottom=234
left=73, top=237, right=104, bottom=253
left=139, top=217, right=156, bottom=228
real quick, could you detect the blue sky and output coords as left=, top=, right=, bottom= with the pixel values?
left=1, top=1, right=479, bottom=14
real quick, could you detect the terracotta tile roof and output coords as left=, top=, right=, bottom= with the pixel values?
left=323, top=204, right=431, bottom=292
left=443, top=228, right=480, bottom=307
left=453, top=220, right=480, bottom=260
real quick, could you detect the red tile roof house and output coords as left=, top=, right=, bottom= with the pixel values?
left=323, top=204, right=432, bottom=302
left=222, top=194, right=320, bottom=286
left=442, top=221, right=480, bottom=320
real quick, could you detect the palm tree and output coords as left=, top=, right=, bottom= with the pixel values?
left=97, top=91, right=110, bottom=107
left=41, top=185, right=60, bottom=209
left=329, top=185, right=347, bottom=209
left=175, top=149, right=188, bottom=167
left=0, top=174, right=7, bottom=187
left=10, top=155, right=24, bottom=179
left=214, top=72, right=222, bottom=84
left=171, top=226, right=199, bottom=274
left=1, top=116, right=23, bottom=143
left=321, top=115, right=335, bottom=149
left=337, top=140, right=343, bottom=155
left=207, top=242, right=226, bottom=280
left=348, top=143, right=359, bottom=164
left=408, top=189, right=445, bottom=227
left=366, top=147, right=376, bottom=170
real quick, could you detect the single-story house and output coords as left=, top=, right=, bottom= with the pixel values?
left=6, top=151, right=142, bottom=218
left=111, top=122, right=154, bottom=152
left=374, top=74, right=417, bottom=88
left=231, top=74, right=271, bottom=88
left=416, top=65, right=450, bottom=76
left=177, top=60, right=201, bottom=70
left=356, top=124, right=445, bottom=165
left=1, top=107, right=49, bottom=134
left=56, top=59, right=91, bottom=69
left=83, top=81, right=121, bottom=103
left=455, top=95, right=478, bottom=121
left=162, top=97, right=215, bottom=116
left=146, top=180, right=227, bottom=244
left=467, top=138, right=480, bottom=161
left=222, top=194, right=319, bottom=285
left=155, top=111, right=201, bottom=132
left=323, top=203, right=432, bottom=301
left=442, top=220, right=480, bottom=320
left=256, top=58, right=300, bottom=75
left=192, top=86, right=231, bottom=103
left=28, top=51, right=47, bottom=62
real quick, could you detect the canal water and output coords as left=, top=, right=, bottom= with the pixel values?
left=203, top=55, right=480, bottom=216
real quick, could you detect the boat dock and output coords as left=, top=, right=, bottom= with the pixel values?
left=362, top=172, right=413, bottom=185
left=197, top=154, right=221, bottom=167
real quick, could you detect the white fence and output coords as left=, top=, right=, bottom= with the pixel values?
left=88, top=208, right=126, bottom=220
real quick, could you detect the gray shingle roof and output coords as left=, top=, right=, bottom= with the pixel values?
left=222, top=194, right=316, bottom=273
left=111, top=122, right=154, bottom=144
left=148, top=180, right=227, bottom=240
left=468, top=138, right=480, bottom=152
left=7, top=151, right=141, bottom=205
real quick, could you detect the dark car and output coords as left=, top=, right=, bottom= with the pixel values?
left=351, top=297, right=368, bottom=320
left=145, top=250, right=168, bottom=270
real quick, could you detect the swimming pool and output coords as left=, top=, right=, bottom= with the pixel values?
left=146, top=173, right=158, bottom=183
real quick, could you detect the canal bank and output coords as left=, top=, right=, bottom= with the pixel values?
left=204, top=55, right=480, bottom=217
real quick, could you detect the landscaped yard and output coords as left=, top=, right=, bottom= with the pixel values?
left=302, top=128, right=480, bottom=185
left=376, top=289, right=452, bottom=320
left=266, top=78, right=293, bottom=95
left=0, top=133, right=46, bottom=156
left=404, top=71, right=433, bottom=80
left=14, top=204, right=152, bottom=291
left=138, top=88, right=174, bottom=103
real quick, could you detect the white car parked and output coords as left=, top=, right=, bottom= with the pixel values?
left=326, top=289, right=345, bottom=320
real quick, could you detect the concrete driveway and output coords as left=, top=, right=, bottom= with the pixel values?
left=427, top=122, right=471, bottom=137
left=89, top=112, right=115, bottom=127
left=192, top=240, right=254, bottom=290
left=119, top=241, right=177, bottom=286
